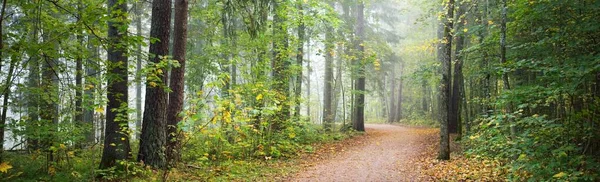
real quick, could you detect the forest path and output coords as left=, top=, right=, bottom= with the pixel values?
left=290, top=124, right=437, bottom=182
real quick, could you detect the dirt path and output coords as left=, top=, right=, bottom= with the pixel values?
left=290, top=124, right=437, bottom=182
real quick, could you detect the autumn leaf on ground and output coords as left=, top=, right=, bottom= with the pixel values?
left=0, top=162, right=13, bottom=173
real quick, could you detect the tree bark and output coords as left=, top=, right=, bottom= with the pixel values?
left=166, top=0, right=189, bottom=167
left=100, top=0, right=131, bottom=169
left=271, top=0, right=290, bottom=130
left=323, top=12, right=334, bottom=131
left=294, top=0, right=305, bottom=119
left=352, top=1, right=365, bottom=132
left=449, top=0, right=467, bottom=134
left=139, top=0, right=172, bottom=169
left=134, top=0, right=143, bottom=140
left=438, top=0, right=454, bottom=160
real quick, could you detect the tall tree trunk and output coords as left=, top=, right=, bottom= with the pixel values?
left=306, top=35, right=311, bottom=117
left=75, top=0, right=84, bottom=140
left=388, top=66, right=396, bottom=123
left=323, top=12, right=334, bottom=131
left=0, top=57, right=16, bottom=162
left=134, top=0, right=143, bottom=140
left=27, top=31, right=41, bottom=150
left=499, top=0, right=515, bottom=137
left=166, top=0, right=188, bottom=167
left=395, top=69, right=403, bottom=122
left=438, top=0, right=454, bottom=161
left=139, top=0, right=172, bottom=169
left=84, top=35, right=98, bottom=143
left=271, top=0, right=290, bottom=130
left=332, top=42, right=344, bottom=122
left=100, top=0, right=132, bottom=169
left=449, top=0, right=467, bottom=135
left=294, top=0, right=305, bottom=119
left=352, top=1, right=365, bottom=132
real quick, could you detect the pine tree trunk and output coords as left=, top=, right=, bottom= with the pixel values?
left=139, top=0, right=172, bottom=169
left=100, top=0, right=131, bottom=169
left=166, top=0, right=188, bottom=167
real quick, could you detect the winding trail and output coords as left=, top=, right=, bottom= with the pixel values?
left=291, top=124, right=437, bottom=182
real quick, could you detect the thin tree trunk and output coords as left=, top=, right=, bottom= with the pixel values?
left=166, top=0, right=189, bottom=167
left=294, top=0, right=305, bottom=118
left=139, top=0, right=172, bottom=169
left=84, top=35, right=97, bottom=143
left=0, top=57, right=16, bottom=162
left=100, top=0, right=131, bottom=169
left=323, top=12, right=334, bottom=131
left=135, top=0, right=143, bottom=140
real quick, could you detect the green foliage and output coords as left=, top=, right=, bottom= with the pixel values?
left=466, top=112, right=599, bottom=181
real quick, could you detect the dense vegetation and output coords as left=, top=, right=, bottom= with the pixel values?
left=0, top=0, right=597, bottom=181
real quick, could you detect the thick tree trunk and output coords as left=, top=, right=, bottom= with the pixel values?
left=139, top=0, right=172, bottom=169
left=352, top=1, right=365, bottom=132
left=166, top=0, right=189, bottom=167
left=100, top=0, right=131, bottom=169
left=438, top=0, right=454, bottom=160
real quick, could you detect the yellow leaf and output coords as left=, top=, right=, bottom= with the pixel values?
left=95, top=107, right=104, bottom=113
left=553, top=172, right=567, bottom=178
left=149, top=82, right=158, bottom=87
left=256, top=94, right=263, bottom=101
left=0, top=162, right=12, bottom=173
left=463, top=28, right=468, bottom=33
left=488, top=20, right=494, bottom=25
left=59, top=144, right=66, bottom=149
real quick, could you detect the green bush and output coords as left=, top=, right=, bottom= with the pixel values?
left=465, top=112, right=599, bottom=181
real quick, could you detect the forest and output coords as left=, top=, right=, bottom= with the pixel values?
left=0, top=0, right=598, bottom=181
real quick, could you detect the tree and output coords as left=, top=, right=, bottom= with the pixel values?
left=323, top=5, right=335, bottom=131
left=293, top=0, right=305, bottom=119
left=100, top=0, right=131, bottom=169
left=438, top=0, right=454, bottom=161
left=449, top=0, right=467, bottom=135
left=271, top=0, right=290, bottom=130
left=138, top=0, right=172, bottom=169
left=166, top=0, right=189, bottom=167
left=352, top=0, right=365, bottom=132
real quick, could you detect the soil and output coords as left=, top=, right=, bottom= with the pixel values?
left=289, top=124, right=437, bottom=182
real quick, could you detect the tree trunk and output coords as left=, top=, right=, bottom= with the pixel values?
left=139, top=0, right=172, bottom=169
left=271, top=0, right=290, bottom=130
left=352, top=1, right=365, bottom=132
left=438, top=0, right=454, bottom=160
left=166, top=0, right=189, bottom=167
left=449, top=0, right=467, bottom=135
left=134, top=0, right=143, bottom=140
left=323, top=13, right=334, bottom=131
left=100, top=0, right=132, bottom=169
left=0, top=56, right=16, bottom=162
left=388, top=67, right=396, bottom=123
left=84, top=35, right=98, bottom=143
left=395, top=69, right=403, bottom=122
left=294, top=0, right=305, bottom=119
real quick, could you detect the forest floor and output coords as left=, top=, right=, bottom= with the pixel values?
left=288, top=124, right=439, bottom=182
